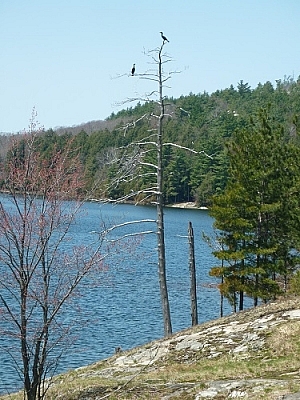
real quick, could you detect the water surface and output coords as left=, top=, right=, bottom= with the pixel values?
left=0, top=201, right=232, bottom=394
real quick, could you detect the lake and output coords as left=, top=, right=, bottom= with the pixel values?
left=0, top=201, right=233, bottom=394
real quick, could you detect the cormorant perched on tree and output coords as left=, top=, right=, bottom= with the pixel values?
left=160, top=31, right=169, bottom=42
left=131, top=63, right=135, bottom=76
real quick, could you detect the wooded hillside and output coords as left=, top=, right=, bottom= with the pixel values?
left=1, top=76, right=300, bottom=206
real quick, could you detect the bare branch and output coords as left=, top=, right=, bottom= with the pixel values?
left=106, top=187, right=158, bottom=204
left=116, top=113, right=149, bottom=136
left=179, top=107, right=190, bottom=117
left=163, top=142, right=214, bottom=158
left=140, top=161, right=158, bottom=170
left=92, top=218, right=156, bottom=235
left=106, top=230, right=155, bottom=243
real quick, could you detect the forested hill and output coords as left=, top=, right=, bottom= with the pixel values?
left=3, top=76, right=300, bottom=206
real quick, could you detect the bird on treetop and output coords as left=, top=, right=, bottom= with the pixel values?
left=131, top=63, right=135, bottom=76
left=160, top=31, right=169, bottom=42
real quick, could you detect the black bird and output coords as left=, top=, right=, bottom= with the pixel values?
left=131, top=63, right=135, bottom=76
left=160, top=31, right=169, bottom=42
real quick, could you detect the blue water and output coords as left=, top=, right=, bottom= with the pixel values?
left=0, top=201, right=233, bottom=394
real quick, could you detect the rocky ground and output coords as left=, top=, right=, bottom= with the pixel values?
left=3, top=296, right=300, bottom=399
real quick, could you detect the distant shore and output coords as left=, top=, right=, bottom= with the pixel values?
left=87, top=198, right=208, bottom=210
left=167, top=201, right=208, bottom=210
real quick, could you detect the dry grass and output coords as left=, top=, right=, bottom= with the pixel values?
left=267, top=320, right=300, bottom=357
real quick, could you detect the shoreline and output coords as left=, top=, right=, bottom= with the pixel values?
left=166, top=201, right=208, bottom=210
left=88, top=198, right=208, bottom=210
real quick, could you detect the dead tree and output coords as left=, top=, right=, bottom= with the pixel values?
left=108, top=37, right=173, bottom=336
left=156, top=39, right=172, bottom=336
left=188, top=221, right=198, bottom=326
left=107, top=35, right=212, bottom=337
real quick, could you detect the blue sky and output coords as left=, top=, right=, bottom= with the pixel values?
left=1, top=0, right=300, bottom=133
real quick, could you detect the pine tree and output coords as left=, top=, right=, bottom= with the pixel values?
left=210, top=108, right=300, bottom=309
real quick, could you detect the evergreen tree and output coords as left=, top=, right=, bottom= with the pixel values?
left=210, top=108, right=300, bottom=309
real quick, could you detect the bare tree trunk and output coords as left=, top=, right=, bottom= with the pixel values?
left=220, top=273, right=224, bottom=318
left=157, top=43, right=172, bottom=337
left=110, top=36, right=211, bottom=336
left=188, top=221, right=198, bottom=326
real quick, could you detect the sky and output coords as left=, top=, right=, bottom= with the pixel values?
left=1, top=0, right=300, bottom=133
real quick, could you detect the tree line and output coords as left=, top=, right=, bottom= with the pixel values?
left=2, top=76, right=298, bottom=207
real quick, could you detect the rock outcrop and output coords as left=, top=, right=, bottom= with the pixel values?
left=36, top=297, right=300, bottom=399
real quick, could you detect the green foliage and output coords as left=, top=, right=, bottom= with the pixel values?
left=209, top=106, right=300, bottom=309
left=164, top=150, right=191, bottom=203
left=4, top=76, right=300, bottom=205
